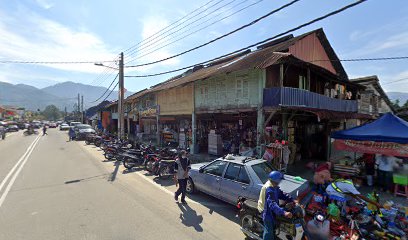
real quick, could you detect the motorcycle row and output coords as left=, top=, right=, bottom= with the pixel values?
left=83, top=133, right=186, bottom=179
left=236, top=192, right=407, bottom=240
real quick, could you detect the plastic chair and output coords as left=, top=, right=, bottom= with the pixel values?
left=393, top=174, right=408, bottom=199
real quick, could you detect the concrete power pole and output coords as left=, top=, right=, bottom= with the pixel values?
left=77, top=93, right=80, bottom=121
left=81, top=95, right=84, bottom=123
left=118, top=52, right=125, bottom=140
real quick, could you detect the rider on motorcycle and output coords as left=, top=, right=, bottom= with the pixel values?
left=259, top=171, right=295, bottom=240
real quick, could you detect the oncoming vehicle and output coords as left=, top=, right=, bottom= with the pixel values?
left=49, top=122, right=57, bottom=128
left=70, top=122, right=81, bottom=127
left=74, top=124, right=95, bottom=140
left=186, top=156, right=308, bottom=205
left=7, top=125, right=19, bottom=132
left=59, top=124, right=70, bottom=131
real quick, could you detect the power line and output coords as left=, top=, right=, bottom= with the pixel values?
left=125, top=0, right=367, bottom=77
left=0, top=60, right=116, bottom=65
left=101, top=81, right=119, bottom=103
left=125, top=0, right=264, bottom=65
left=382, top=77, right=408, bottom=85
left=127, top=0, right=299, bottom=68
left=91, top=74, right=119, bottom=103
left=124, top=0, right=227, bottom=57
left=125, top=0, right=254, bottom=63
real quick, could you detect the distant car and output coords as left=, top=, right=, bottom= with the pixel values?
left=49, top=123, right=57, bottom=128
left=59, top=124, right=70, bottom=131
left=7, top=125, right=19, bottom=132
left=70, top=122, right=82, bottom=127
left=17, top=123, right=27, bottom=130
left=74, top=124, right=95, bottom=140
left=186, top=156, right=308, bottom=205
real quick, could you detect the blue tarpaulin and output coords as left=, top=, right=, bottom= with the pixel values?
left=331, top=113, right=408, bottom=144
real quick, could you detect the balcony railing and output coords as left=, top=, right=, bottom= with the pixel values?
left=263, top=87, right=358, bottom=112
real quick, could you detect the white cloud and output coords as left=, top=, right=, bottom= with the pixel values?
left=125, top=16, right=181, bottom=74
left=35, top=0, right=54, bottom=9
left=0, top=9, right=118, bottom=75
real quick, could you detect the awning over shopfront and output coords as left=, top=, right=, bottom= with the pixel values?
left=265, top=106, right=373, bottom=120
left=331, top=113, right=408, bottom=157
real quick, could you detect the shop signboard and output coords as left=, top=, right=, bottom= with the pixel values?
left=334, top=139, right=408, bottom=157
left=140, top=105, right=159, bottom=117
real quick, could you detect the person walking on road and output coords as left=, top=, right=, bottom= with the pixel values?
left=42, top=125, right=48, bottom=136
left=174, top=150, right=191, bottom=204
left=68, top=127, right=75, bottom=141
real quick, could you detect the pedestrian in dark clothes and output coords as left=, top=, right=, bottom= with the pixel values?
left=42, top=125, right=48, bottom=136
left=174, top=150, right=191, bottom=204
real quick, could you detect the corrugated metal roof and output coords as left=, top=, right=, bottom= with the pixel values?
left=124, top=28, right=348, bottom=101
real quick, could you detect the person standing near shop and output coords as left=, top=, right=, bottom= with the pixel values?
left=263, top=143, right=274, bottom=162
left=174, top=150, right=191, bottom=204
left=363, top=153, right=375, bottom=187
left=376, top=154, right=403, bottom=192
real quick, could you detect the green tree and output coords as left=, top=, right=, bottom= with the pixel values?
left=42, top=105, right=61, bottom=121
left=403, top=100, right=408, bottom=108
left=391, top=99, right=401, bottom=110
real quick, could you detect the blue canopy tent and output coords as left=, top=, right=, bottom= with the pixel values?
left=331, top=113, right=408, bottom=157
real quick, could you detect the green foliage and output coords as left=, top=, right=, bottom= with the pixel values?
left=42, top=105, right=61, bottom=121
left=391, top=99, right=401, bottom=110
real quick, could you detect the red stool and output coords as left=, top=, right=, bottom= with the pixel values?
left=393, top=174, right=408, bottom=199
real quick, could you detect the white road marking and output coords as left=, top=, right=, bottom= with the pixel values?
left=0, top=134, right=42, bottom=208
left=0, top=134, right=41, bottom=193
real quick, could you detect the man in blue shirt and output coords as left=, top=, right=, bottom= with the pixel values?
left=262, top=171, right=294, bottom=240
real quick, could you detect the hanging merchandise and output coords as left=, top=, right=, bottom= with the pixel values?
left=265, top=140, right=291, bottom=172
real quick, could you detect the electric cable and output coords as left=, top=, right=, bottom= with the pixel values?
left=90, top=74, right=119, bottom=103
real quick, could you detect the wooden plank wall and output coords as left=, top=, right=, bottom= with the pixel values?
left=157, top=84, right=193, bottom=115
left=194, top=69, right=262, bottom=111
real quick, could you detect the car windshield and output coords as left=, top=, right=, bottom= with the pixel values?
left=77, top=125, right=91, bottom=129
left=251, top=162, right=274, bottom=184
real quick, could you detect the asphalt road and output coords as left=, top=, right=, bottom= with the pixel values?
left=0, top=129, right=243, bottom=240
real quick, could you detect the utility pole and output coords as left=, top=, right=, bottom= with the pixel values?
left=77, top=93, right=80, bottom=121
left=118, top=52, right=125, bottom=140
left=81, top=95, right=84, bottom=123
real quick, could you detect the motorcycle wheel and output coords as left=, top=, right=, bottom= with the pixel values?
left=23, top=131, right=29, bottom=136
left=85, top=140, right=90, bottom=145
left=159, top=166, right=172, bottom=179
left=123, top=158, right=136, bottom=169
left=104, top=152, right=113, bottom=160
left=240, top=213, right=259, bottom=239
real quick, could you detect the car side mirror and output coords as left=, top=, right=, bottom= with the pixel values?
left=199, top=168, right=204, bottom=173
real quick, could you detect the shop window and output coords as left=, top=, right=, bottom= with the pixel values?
left=243, top=79, right=249, bottom=98
left=299, top=75, right=309, bottom=90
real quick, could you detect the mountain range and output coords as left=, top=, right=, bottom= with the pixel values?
left=387, top=92, right=408, bottom=105
left=0, top=81, right=133, bottom=111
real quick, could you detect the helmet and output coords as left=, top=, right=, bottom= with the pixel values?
left=268, top=171, right=284, bottom=183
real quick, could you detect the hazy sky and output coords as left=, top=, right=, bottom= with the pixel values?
left=0, top=0, right=407, bottom=96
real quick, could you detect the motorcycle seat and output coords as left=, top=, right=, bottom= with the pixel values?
left=243, top=199, right=258, bottom=210
left=160, top=157, right=174, bottom=160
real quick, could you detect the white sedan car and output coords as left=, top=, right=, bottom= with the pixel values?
left=59, top=124, right=70, bottom=131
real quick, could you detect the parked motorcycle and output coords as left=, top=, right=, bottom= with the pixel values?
left=236, top=197, right=306, bottom=240
left=23, top=129, right=39, bottom=136
left=122, top=143, right=154, bottom=170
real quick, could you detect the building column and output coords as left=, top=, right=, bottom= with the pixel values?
left=191, top=82, right=197, bottom=154
left=156, top=114, right=160, bottom=146
left=127, top=116, right=130, bottom=139
left=191, top=111, right=196, bottom=154
left=282, top=112, right=289, bottom=140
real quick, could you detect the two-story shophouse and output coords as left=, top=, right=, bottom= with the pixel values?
left=111, top=28, right=370, bottom=162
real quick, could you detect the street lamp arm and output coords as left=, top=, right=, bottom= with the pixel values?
left=94, top=63, right=119, bottom=70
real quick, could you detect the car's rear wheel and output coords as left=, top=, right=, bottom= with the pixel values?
left=186, top=177, right=196, bottom=194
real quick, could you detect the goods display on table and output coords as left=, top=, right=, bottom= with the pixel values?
left=302, top=187, right=408, bottom=240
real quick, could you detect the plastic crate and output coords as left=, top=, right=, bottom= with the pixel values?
left=393, top=174, right=408, bottom=186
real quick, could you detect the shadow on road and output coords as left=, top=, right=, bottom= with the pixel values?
left=108, top=161, right=121, bottom=182
left=122, top=167, right=144, bottom=174
left=177, top=203, right=203, bottom=232
left=187, top=193, right=239, bottom=224
left=153, top=177, right=174, bottom=187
